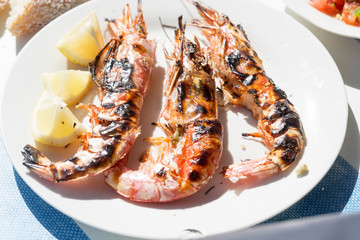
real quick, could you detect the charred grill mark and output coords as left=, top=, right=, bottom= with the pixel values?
left=100, top=122, right=122, bottom=135
left=273, top=86, right=287, bottom=99
left=237, top=24, right=249, bottom=41
left=156, top=167, right=166, bottom=177
left=103, top=57, right=135, bottom=92
left=231, top=91, right=241, bottom=99
left=268, top=100, right=291, bottom=120
left=202, top=63, right=212, bottom=75
left=247, top=89, right=260, bottom=106
left=105, top=18, right=116, bottom=23
left=69, top=156, right=80, bottom=164
left=191, top=120, right=223, bottom=142
left=72, top=162, right=88, bottom=173
left=188, top=170, right=201, bottom=181
left=195, top=105, right=207, bottom=114
left=116, top=121, right=132, bottom=133
left=240, top=50, right=262, bottom=70
left=58, top=168, right=73, bottom=181
left=226, top=51, right=249, bottom=79
left=102, top=93, right=116, bottom=108
left=114, top=101, right=135, bottom=119
left=272, top=134, right=300, bottom=169
left=226, top=49, right=262, bottom=81
left=101, top=144, right=116, bottom=159
left=89, top=144, right=116, bottom=169
left=280, top=149, right=297, bottom=165
left=102, top=102, right=115, bottom=109
left=243, top=74, right=257, bottom=86
left=193, top=81, right=213, bottom=101
left=191, top=149, right=210, bottom=166
left=185, top=42, right=197, bottom=58
left=57, top=140, right=115, bottom=182
left=266, top=75, right=275, bottom=85
left=248, top=89, right=257, bottom=95
left=271, top=112, right=302, bottom=136
left=99, top=121, right=131, bottom=135
left=274, top=135, right=299, bottom=152
left=202, top=83, right=212, bottom=101
left=177, top=82, right=187, bottom=114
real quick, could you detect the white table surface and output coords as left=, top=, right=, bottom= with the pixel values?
left=1, top=0, right=360, bottom=239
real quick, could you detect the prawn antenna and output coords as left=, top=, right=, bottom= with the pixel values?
left=137, top=0, right=143, bottom=13
left=180, top=0, right=194, bottom=19
left=159, top=17, right=176, bottom=43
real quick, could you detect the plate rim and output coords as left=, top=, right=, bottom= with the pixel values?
left=283, top=0, right=360, bottom=39
left=0, top=0, right=348, bottom=238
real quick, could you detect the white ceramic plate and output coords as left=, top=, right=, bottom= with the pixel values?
left=0, top=0, right=348, bottom=239
left=283, top=0, right=360, bottom=39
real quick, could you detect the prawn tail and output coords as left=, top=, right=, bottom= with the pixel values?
left=224, top=157, right=280, bottom=183
left=22, top=144, right=56, bottom=181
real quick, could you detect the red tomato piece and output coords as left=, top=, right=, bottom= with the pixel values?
left=310, top=0, right=344, bottom=16
left=342, top=1, right=360, bottom=26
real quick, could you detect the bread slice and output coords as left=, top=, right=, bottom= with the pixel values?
left=6, top=0, right=88, bottom=36
left=0, top=0, right=9, bottom=9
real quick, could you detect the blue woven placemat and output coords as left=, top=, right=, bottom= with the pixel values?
left=0, top=137, right=89, bottom=240
left=264, top=155, right=360, bottom=224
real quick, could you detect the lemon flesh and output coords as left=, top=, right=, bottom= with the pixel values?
left=31, top=91, right=85, bottom=146
left=56, top=11, right=104, bottom=66
left=43, top=70, right=92, bottom=105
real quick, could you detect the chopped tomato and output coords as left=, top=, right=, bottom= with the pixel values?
left=334, top=0, right=345, bottom=9
left=310, top=0, right=345, bottom=16
left=342, top=1, right=360, bottom=26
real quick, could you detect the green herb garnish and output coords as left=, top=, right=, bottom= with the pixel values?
left=354, top=6, right=360, bottom=18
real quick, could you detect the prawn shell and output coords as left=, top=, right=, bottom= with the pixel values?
left=189, top=0, right=304, bottom=181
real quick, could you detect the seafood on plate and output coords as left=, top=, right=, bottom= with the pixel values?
left=22, top=3, right=156, bottom=182
left=104, top=17, right=223, bottom=202
left=189, top=1, right=304, bottom=182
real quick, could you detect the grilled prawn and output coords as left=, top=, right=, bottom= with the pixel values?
left=104, top=17, right=223, bottom=202
left=189, top=1, right=304, bottom=182
left=22, top=4, right=156, bottom=182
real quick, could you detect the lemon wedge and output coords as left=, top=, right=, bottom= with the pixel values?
left=56, top=11, right=104, bottom=66
left=43, top=70, right=93, bottom=105
left=31, top=91, right=85, bottom=146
